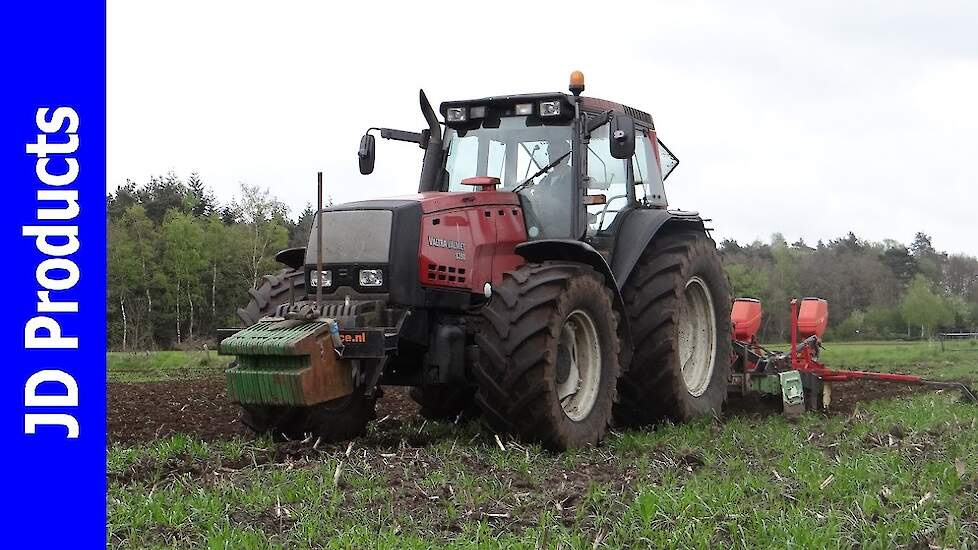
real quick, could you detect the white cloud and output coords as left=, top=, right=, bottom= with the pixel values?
left=108, top=0, right=978, bottom=255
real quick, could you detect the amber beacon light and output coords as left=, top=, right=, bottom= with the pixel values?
left=569, top=70, right=585, bottom=96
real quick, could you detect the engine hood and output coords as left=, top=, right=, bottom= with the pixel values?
left=329, top=191, right=520, bottom=215
left=305, top=189, right=527, bottom=305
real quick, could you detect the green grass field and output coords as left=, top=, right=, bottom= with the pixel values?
left=108, top=343, right=978, bottom=549
left=108, top=350, right=232, bottom=383
left=819, top=341, right=978, bottom=381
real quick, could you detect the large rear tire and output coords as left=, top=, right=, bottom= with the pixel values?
left=234, top=268, right=376, bottom=442
left=474, top=262, right=622, bottom=450
left=614, top=230, right=732, bottom=426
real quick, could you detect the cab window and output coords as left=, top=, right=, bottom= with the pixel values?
left=633, top=131, right=667, bottom=207
left=516, top=141, right=549, bottom=181
left=441, top=117, right=577, bottom=239
left=585, top=124, right=628, bottom=234
left=444, top=135, right=506, bottom=189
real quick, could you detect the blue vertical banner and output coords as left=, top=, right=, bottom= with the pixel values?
left=0, top=3, right=107, bottom=548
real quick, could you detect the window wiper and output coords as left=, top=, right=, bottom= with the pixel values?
left=510, top=110, right=611, bottom=194
left=511, top=151, right=571, bottom=194
left=520, top=142, right=545, bottom=177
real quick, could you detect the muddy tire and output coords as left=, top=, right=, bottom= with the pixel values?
left=236, top=268, right=306, bottom=438
left=236, top=268, right=305, bottom=326
left=474, top=262, right=622, bottom=450
left=615, top=230, right=732, bottom=426
left=240, top=404, right=306, bottom=439
left=241, top=393, right=376, bottom=442
left=234, top=267, right=377, bottom=442
left=409, top=385, right=479, bottom=421
left=300, top=393, right=378, bottom=441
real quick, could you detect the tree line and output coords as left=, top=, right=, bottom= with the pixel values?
left=722, top=232, right=978, bottom=341
left=106, top=172, right=978, bottom=349
left=108, top=172, right=314, bottom=350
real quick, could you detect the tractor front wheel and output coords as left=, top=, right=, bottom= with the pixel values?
left=410, top=385, right=480, bottom=422
left=240, top=403, right=304, bottom=439
left=234, top=268, right=376, bottom=442
left=240, top=393, right=376, bottom=442
left=300, top=392, right=377, bottom=441
left=474, top=262, right=622, bottom=450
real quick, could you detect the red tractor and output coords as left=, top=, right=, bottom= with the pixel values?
left=222, top=72, right=732, bottom=450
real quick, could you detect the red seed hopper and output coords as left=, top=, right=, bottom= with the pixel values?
left=728, top=297, right=977, bottom=414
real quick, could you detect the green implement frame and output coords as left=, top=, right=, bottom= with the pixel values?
left=751, top=371, right=805, bottom=415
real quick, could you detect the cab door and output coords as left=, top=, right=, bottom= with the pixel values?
left=635, top=129, right=668, bottom=208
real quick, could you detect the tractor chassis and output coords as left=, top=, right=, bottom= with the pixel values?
left=220, top=294, right=487, bottom=409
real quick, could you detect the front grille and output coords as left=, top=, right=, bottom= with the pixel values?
left=304, top=200, right=423, bottom=308
left=306, top=264, right=388, bottom=293
left=425, top=263, right=467, bottom=285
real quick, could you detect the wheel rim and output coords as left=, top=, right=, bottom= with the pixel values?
left=556, top=309, right=602, bottom=421
left=678, top=276, right=717, bottom=397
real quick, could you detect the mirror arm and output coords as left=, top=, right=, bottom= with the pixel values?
left=379, top=128, right=425, bottom=145
left=585, top=110, right=613, bottom=134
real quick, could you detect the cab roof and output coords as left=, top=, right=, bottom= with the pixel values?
left=440, top=93, right=654, bottom=128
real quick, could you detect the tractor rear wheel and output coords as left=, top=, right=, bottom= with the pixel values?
left=615, top=230, right=732, bottom=426
left=474, top=262, right=622, bottom=450
left=235, top=268, right=376, bottom=442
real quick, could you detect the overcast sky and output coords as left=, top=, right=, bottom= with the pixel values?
left=108, top=1, right=978, bottom=256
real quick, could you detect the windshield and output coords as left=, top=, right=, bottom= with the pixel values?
left=441, top=117, right=573, bottom=191
left=440, top=116, right=576, bottom=239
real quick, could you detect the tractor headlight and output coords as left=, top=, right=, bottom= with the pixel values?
left=359, top=269, right=384, bottom=287
left=446, top=107, right=467, bottom=122
left=515, top=103, right=533, bottom=116
left=539, top=100, right=561, bottom=117
left=309, top=270, right=331, bottom=288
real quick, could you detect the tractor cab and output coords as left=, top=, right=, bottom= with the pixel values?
left=358, top=72, right=679, bottom=254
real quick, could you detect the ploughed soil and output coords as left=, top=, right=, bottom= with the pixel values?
left=108, top=375, right=932, bottom=445
left=108, top=378, right=421, bottom=445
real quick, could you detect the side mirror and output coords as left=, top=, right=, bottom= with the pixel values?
left=358, top=133, right=376, bottom=175
left=609, top=114, right=635, bottom=159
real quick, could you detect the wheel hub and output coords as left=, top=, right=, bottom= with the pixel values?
left=556, top=344, right=572, bottom=385
left=678, top=276, right=717, bottom=397
left=556, top=309, right=602, bottom=421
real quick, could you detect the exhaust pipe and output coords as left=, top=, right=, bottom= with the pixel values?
left=316, top=171, right=323, bottom=313
left=418, top=89, right=443, bottom=190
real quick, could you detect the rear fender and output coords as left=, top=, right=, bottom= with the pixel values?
left=515, top=239, right=633, bottom=365
left=610, top=209, right=706, bottom=287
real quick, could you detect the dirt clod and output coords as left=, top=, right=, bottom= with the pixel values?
left=889, top=423, right=907, bottom=439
